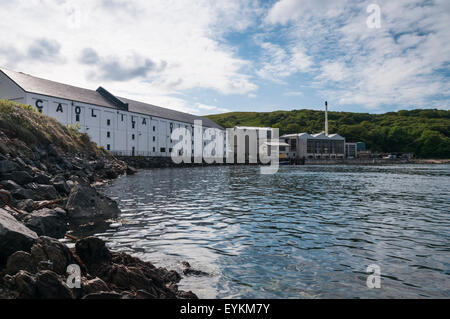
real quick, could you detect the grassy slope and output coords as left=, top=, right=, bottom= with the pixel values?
left=0, top=99, right=108, bottom=157
left=207, top=109, right=450, bottom=158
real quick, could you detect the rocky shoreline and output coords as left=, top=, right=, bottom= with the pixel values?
left=0, top=102, right=198, bottom=299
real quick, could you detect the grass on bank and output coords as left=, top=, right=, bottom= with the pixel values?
left=0, top=99, right=106, bottom=156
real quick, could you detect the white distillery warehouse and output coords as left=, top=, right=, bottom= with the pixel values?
left=281, top=132, right=347, bottom=159
left=280, top=102, right=358, bottom=160
left=0, top=68, right=224, bottom=157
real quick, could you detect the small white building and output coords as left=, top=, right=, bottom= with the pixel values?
left=0, top=67, right=224, bottom=157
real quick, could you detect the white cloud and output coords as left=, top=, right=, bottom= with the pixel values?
left=196, top=103, right=231, bottom=114
left=265, top=0, right=450, bottom=109
left=0, top=0, right=259, bottom=111
left=0, top=0, right=448, bottom=113
left=265, top=0, right=348, bottom=25
left=283, top=91, right=303, bottom=97
left=256, top=41, right=312, bottom=81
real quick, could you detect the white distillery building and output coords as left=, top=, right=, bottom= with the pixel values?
left=0, top=68, right=224, bottom=157
left=281, top=133, right=346, bottom=159
left=280, top=101, right=357, bottom=160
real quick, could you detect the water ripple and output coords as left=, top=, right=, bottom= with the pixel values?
left=87, top=164, right=450, bottom=298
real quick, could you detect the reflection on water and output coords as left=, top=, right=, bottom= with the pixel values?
left=88, top=165, right=449, bottom=298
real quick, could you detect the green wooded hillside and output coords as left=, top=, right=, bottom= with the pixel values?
left=207, top=109, right=450, bottom=158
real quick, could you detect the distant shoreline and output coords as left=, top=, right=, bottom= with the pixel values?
left=302, top=158, right=450, bottom=165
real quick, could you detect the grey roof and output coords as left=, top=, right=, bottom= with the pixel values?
left=281, top=133, right=345, bottom=140
left=0, top=67, right=223, bottom=129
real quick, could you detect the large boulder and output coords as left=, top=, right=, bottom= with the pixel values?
left=35, top=270, right=74, bottom=299
left=5, top=270, right=75, bottom=299
left=53, top=180, right=71, bottom=195
left=10, top=188, right=35, bottom=200
left=0, top=160, right=18, bottom=174
left=1, top=171, right=33, bottom=186
left=75, top=237, right=111, bottom=274
left=25, top=183, right=59, bottom=201
left=23, top=208, right=68, bottom=239
left=2, top=270, right=37, bottom=299
left=30, top=237, right=76, bottom=275
left=0, top=209, right=38, bottom=264
left=81, top=277, right=110, bottom=295
left=5, top=251, right=34, bottom=275
left=33, top=174, right=51, bottom=185
left=65, top=185, right=120, bottom=220
left=0, top=180, right=33, bottom=201
left=15, top=199, right=34, bottom=213
left=0, top=180, right=22, bottom=191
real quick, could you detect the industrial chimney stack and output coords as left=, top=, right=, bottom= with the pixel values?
left=325, top=101, right=329, bottom=136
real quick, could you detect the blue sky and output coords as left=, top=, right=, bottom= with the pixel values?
left=0, top=0, right=448, bottom=115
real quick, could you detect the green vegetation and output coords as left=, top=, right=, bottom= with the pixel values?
left=0, top=99, right=105, bottom=155
left=207, top=109, right=450, bottom=158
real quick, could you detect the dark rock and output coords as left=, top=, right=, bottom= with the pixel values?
left=25, top=183, right=59, bottom=200
left=66, top=185, right=120, bottom=220
left=0, top=160, right=18, bottom=174
left=82, top=277, right=110, bottom=295
left=6, top=251, right=35, bottom=275
left=3, top=270, right=37, bottom=299
left=16, top=199, right=34, bottom=213
left=30, top=237, right=76, bottom=275
left=82, top=291, right=121, bottom=299
left=53, top=180, right=70, bottom=195
left=75, top=237, right=112, bottom=273
left=105, top=170, right=119, bottom=179
left=0, top=208, right=38, bottom=265
left=51, top=174, right=65, bottom=183
left=93, top=251, right=191, bottom=298
left=99, top=263, right=155, bottom=292
left=35, top=270, right=74, bottom=299
left=164, top=270, right=182, bottom=283
left=33, top=174, right=51, bottom=185
left=135, top=289, right=158, bottom=299
left=176, top=291, right=199, bottom=299
left=181, top=261, right=210, bottom=277
left=2, top=171, right=33, bottom=185
left=0, top=180, right=22, bottom=191
left=61, top=159, right=73, bottom=170
left=126, top=166, right=137, bottom=175
left=14, top=157, right=27, bottom=169
left=23, top=208, right=68, bottom=239
left=11, top=188, right=35, bottom=200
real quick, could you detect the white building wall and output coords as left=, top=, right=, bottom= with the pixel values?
left=0, top=71, right=25, bottom=102
left=0, top=86, right=223, bottom=158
